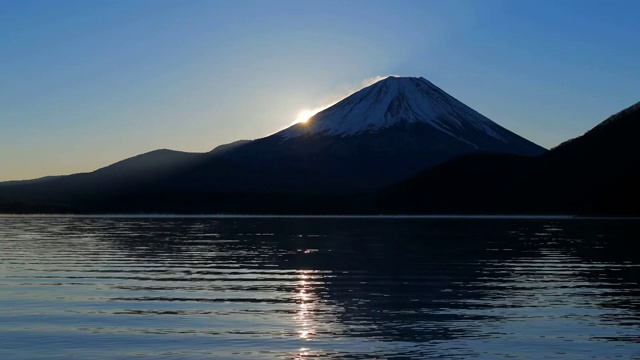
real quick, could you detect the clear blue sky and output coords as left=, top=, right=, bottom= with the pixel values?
left=2, top=0, right=639, bottom=181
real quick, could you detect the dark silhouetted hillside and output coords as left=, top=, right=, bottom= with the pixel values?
left=380, top=101, right=640, bottom=215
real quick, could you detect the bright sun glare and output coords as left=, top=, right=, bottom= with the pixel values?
left=294, top=109, right=317, bottom=124
left=292, top=103, right=336, bottom=126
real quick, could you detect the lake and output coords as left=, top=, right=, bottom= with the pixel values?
left=0, top=216, right=638, bottom=359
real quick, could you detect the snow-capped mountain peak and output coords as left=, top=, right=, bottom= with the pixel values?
left=280, top=76, right=507, bottom=143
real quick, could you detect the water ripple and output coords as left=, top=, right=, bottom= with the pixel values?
left=1, top=216, right=639, bottom=359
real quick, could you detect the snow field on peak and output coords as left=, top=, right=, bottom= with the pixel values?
left=280, top=77, right=507, bottom=144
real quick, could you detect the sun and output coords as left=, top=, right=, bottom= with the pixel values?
left=294, top=109, right=317, bottom=125
left=291, top=102, right=337, bottom=126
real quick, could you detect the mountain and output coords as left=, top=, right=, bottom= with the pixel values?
left=0, top=76, right=547, bottom=213
left=541, top=100, right=640, bottom=214
left=209, top=140, right=252, bottom=155
left=214, top=76, right=546, bottom=191
left=0, top=149, right=211, bottom=212
left=0, top=175, right=63, bottom=187
left=381, top=101, right=640, bottom=215
left=280, top=76, right=539, bottom=145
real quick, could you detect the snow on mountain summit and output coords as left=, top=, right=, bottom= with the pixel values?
left=280, top=76, right=509, bottom=144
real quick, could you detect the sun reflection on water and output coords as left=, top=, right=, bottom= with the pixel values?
left=295, top=270, right=316, bottom=340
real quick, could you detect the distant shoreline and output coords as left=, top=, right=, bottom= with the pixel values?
left=1, top=214, right=639, bottom=220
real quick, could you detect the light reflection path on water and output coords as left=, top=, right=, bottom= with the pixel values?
left=0, top=216, right=639, bottom=359
left=296, top=270, right=314, bottom=340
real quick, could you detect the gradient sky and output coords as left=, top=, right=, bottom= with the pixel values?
left=2, top=0, right=639, bottom=181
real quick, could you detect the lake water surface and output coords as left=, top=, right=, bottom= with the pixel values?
left=0, top=216, right=638, bottom=359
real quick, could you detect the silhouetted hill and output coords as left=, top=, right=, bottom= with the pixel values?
left=380, top=153, right=539, bottom=213
left=381, top=101, right=640, bottom=215
left=209, top=140, right=252, bottom=155
left=0, top=176, right=63, bottom=187
left=0, top=149, right=209, bottom=212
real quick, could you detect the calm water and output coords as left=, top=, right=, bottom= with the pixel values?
left=0, top=216, right=639, bottom=359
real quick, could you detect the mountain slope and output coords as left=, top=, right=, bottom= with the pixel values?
left=217, top=76, right=546, bottom=191
left=0, top=176, right=63, bottom=187
left=210, top=140, right=252, bottom=155
left=540, top=100, right=640, bottom=214
left=381, top=101, right=640, bottom=215
left=0, top=149, right=210, bottom=212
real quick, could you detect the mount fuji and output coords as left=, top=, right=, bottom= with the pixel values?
left=281, top=76, right=537, bottom=145
left=0, top=75, right=547, bottom=213
left=216, top=76, right=546, bottom=191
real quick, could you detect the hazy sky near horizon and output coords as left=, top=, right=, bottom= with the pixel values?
left=2, top=0, right=640, bottom=181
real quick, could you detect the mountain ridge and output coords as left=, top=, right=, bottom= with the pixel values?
left=0, top=75, right=556, bottom=213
